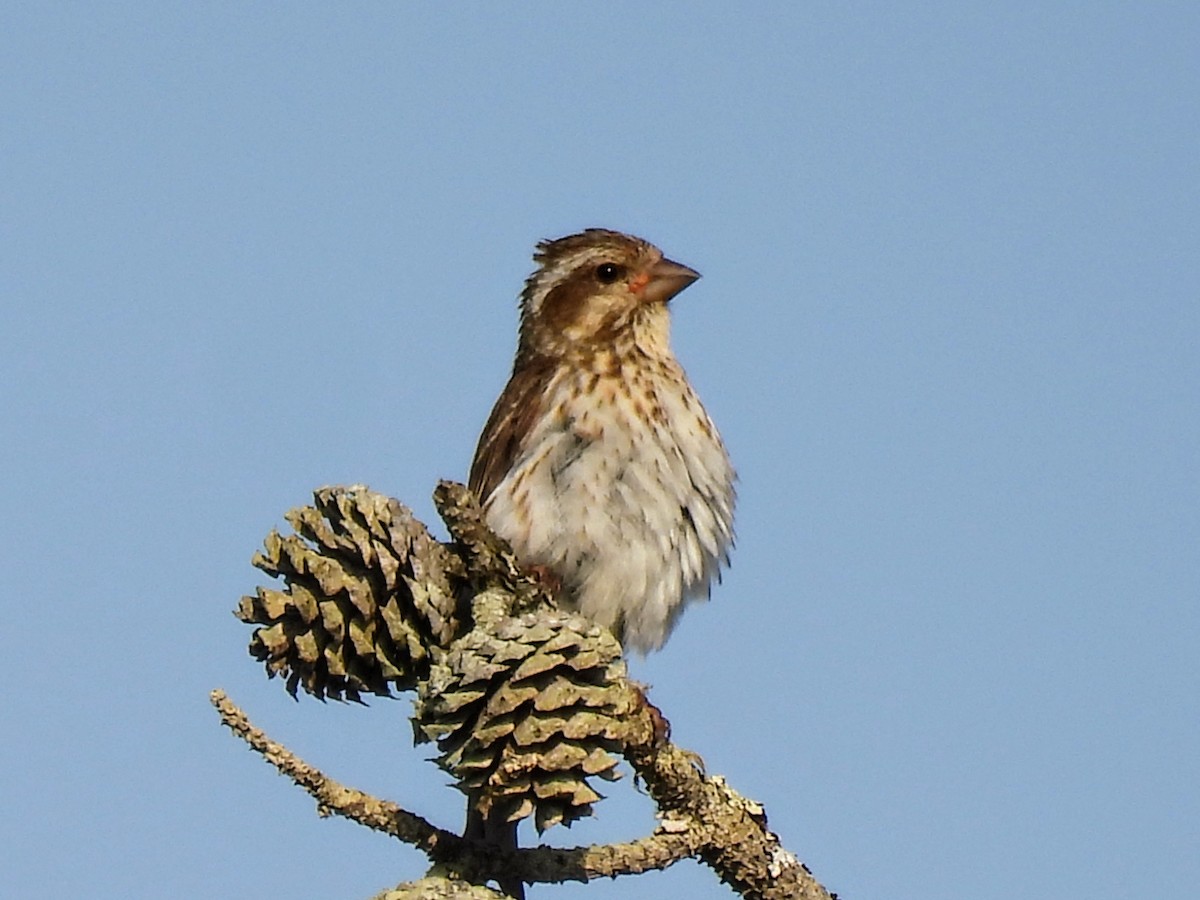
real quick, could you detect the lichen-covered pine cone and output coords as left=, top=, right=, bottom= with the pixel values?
left=415, top=610, right=634, bottom=832
left=236, top=486, right=464, bottom=701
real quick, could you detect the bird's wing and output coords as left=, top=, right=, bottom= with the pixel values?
left=469, top=359, right=555, bottom=504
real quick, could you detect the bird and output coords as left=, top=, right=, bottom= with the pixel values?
left=469, top=228, right=736, bottom=655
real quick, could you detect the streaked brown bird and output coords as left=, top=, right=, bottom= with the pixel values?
left=470, top=228, right=736, bottom=653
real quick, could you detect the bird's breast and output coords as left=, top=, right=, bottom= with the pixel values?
left=482, top=359, right=735, bottom=652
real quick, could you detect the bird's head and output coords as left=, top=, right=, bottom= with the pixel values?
left=516, top=228, right=700, bottom=363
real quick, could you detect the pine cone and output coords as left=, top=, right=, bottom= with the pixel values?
left=414, top=609, right=633, bottom=832
left=236, top=486, right=464, bottom=700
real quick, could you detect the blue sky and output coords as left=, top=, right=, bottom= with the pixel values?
left=2, top=4, right=1197, bottom=899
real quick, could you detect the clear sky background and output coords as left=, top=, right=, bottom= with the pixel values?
left=2, top=4, right=1197, bottom=899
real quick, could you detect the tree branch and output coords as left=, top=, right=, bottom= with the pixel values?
left=618, top=690, right=834, bottom=900
left=211, top=690, right=704, bottom=888
left=211, top=689, right=454, bottom=852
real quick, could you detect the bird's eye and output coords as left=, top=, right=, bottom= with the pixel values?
left=595, top=263, right=623, bottom=284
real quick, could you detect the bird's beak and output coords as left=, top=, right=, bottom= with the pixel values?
left=640, top=257, right=701, bottom=304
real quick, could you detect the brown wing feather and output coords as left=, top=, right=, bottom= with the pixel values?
left=469, top=358, right=556, bottom=504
